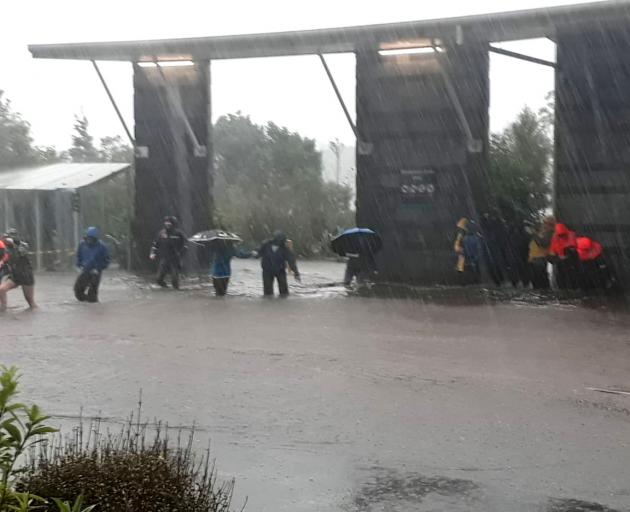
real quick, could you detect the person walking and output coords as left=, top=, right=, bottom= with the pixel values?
left=454, top=218, right=482, bottom=285
left=209, top=240, right=251, bottom=296
left=74, top=227, right=110, bottom=303
left=258, top=231, right=300, bottom=296
left=344, top=250, right=377, bottom=286
left=528, top=216, right=554, bottom=289
left=0, top=228, right=37, bottom=311
left=150, top=216, right=187, bottom=289
left=549, top=223, right=579, bottom=289
left=576, top=236, right=614, bottom=290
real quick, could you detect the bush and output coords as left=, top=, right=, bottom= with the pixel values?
left=19, top=415, right=234, bottom=512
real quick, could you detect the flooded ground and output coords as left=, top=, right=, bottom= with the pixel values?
left=2, top=259, right=630, bottom=511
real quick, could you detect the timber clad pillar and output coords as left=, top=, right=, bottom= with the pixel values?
left=555, top=27, right=630, bottom=286
left=132, top=61, right=212, bottom=270
left=355, top=44, right=489, bottom=284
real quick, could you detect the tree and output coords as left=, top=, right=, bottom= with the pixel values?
left=487, top=107, right=552, bottom=222
left=0, top=90, right=64, bottom=170
left=214, top=113, right=353, bottom=255
left=329, top=138, right=344, bottom=184
left=69, top=114, right=99, bottom=163
left=99, top=135, right=133, bottom=163
left=0, top=90, right=38, bottom=170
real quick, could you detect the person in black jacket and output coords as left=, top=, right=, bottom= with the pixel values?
left=257, top=231, right=300, bottom=296
left=150, top=216, right=187, bottom=289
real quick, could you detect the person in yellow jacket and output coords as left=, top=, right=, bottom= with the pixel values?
left=454, top=218, right=468, bottom=273
left=453, top=218, right=482, bottom=284
left=528, top=216, right=554, bottom=289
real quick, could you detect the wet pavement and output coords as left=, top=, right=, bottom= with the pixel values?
left=2, top=259, right=630, bottom=511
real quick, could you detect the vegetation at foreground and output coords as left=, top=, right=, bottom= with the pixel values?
left=0, top=365, right=92, bottom=512
left=19, top=413, right=235, bottom=512
left=0, top=365, right=235, bottom=512
left=214, top=113, right=354, bottom=255
left=487, top=105, right=553, bottom=224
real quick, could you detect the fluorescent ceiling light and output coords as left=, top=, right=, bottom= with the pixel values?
left=137, top=60, right=194, bottom=68
left=378, top=47, right=441, bottom=56
left=158, top=60, right=194, bottom=67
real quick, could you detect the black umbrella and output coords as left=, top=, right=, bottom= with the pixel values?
left=189, top=230, right=243, bottom=244
left=330, top=228, right=382, bottom=257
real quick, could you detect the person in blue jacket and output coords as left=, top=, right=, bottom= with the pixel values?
left=257, top=231, right=300, bottom=296
left=210, top=240, right=251, bottom=296
left=74, top=227, right=110, bottom=303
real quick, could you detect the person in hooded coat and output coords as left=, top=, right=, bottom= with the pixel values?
left=549, top=223, right=579, bottom=289
left=257, top=231, right=301, bottom=296
left=528, top=216, right=555, bottom=289
left=454, top=218, right=482, bottom=285
left=209, top=240, right=252, bottom=296
left=0, top=228, right=36, bottom=311
left=576, top=236, right=613, bottom=291
left=480, top=212, right=508, bottom=286
left=150, top=216, right=187, bottom=289
left=74, top=227, right=110, bottom=303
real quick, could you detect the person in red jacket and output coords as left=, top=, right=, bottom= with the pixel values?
left=549, top=223, right=579, bottom=289
left=576, top=236, right=613, bottom=290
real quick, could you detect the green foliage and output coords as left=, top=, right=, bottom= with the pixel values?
left=0, top=91, right=62, bottom=170
left=487, top=106, right=552, bottom=222
left=0, top=365, right=67, bottom=512
left=98, top=135, right=133, bottom=163
left=214, top=113, right=354, bottom=255
left=68, top=115, right=99, bottom=163
left=51, top=496, right=95, bottom=512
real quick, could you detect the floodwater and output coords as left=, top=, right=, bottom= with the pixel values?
left=2, top=259, right=630, bottom=511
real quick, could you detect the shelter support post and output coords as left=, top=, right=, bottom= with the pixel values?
left=555, top=25, right=630, bottom=288
left=34, top=192, right=42, bottom=271
left=355, top=44, right=489, bottom=284
left=132, top=61, right=211, bottom=271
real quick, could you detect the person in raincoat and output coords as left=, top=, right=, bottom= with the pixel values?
left=480, top=211, right=507, bottom=286
left=454, top=218, right=481, bottom=284
left=257, top=231, right=301, bottom=296
left=150, top=216, right=187, bottom=289
left=74, top=227, right=110, bottom=303
left=0, top=228, right=37, bottom=311
left=576, top=236, right=613, bottom=291
left=0, top=240, right=9, bottom=281
left=209, top=240, right=251, bottom=296
left=344, top=246, right=378, bottom=286
left=549, top=222, right=579, bottom=289
left=504, top=217, right=531, bottom=288
left=528, top=216, right=555, bottom=289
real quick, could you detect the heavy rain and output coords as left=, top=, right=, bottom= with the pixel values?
left=1, top=1, right=630, bottom=511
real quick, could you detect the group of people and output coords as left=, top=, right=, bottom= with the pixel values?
left=454, top=214, right=614, bottom=291
left=149, top=216, right=301, bottom=297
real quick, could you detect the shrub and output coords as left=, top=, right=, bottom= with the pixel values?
left=19, top=412, right=234, bottom=512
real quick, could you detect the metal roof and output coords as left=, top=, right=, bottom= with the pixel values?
left=0, top=163, right=131, bottom=191
left=28, top=1, right=628, bottom=62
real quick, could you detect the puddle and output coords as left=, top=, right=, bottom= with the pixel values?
left=348, top=468, right=479, bottom=511
left=546, top=498, right=624, bottom=512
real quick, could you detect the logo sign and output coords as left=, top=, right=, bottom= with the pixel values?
left=400, top=169, right=436, bottom=202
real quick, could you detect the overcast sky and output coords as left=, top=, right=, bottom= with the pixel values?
left=1, top=0, right=599, bottom=151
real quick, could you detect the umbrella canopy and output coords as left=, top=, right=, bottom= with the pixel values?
left=330, top=228, right=382, bottom=257
left=189, top=230, right=242, bottom=244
